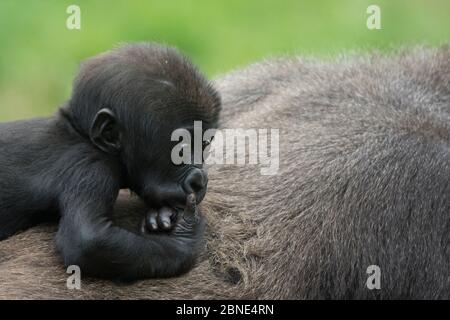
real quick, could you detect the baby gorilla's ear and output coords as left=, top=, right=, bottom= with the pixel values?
left=90, top=108, right=121, bottom=155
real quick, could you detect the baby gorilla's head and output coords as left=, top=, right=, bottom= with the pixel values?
left=64, top=43, right=221, bottom=210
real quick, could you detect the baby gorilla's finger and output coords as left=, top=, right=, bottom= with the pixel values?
left=184, top=193, right=197, bottom=218
left=140, top=217, right=147, bottom=234
left=145, top=209, right=159, bottom=232
left=157, top=207, right=176, bottom=230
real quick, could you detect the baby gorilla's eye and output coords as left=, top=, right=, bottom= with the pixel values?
left=202, top=136, right=214, bottom=162
left=202, top=136, right=214, bottom=150
left=202, top=141, right=210, bottom=149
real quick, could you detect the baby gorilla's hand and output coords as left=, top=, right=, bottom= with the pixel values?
left=142, top=207, right=178, bottom=232
left=141, top=194, right=198, bottom=233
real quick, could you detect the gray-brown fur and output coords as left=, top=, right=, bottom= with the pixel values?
left=0, top=46, right=449, bottom=299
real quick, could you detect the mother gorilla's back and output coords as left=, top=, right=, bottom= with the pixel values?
left=0, top=46, right=449, bottom=299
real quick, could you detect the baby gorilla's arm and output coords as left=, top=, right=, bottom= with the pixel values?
left=56, top=193, right=205, bottom=281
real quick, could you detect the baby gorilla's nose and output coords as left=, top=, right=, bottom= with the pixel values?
left=183, top=168, right=208, bottom=202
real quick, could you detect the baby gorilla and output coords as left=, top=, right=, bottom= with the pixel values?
left=0, top=43, right=221, bottom=280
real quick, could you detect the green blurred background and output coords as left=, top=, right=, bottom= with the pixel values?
left=0, top=0, right=449, bottom=121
